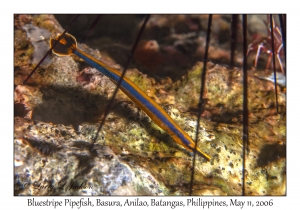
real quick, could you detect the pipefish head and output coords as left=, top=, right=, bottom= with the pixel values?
left=50, top=33, right=77, bottom=56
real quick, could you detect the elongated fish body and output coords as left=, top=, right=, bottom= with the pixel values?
left=50, top=33, right=211, bottom=161
left=257, top=72, right=286, bottom=87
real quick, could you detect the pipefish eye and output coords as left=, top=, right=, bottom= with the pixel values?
left=50, top=33, right=77, bottom=56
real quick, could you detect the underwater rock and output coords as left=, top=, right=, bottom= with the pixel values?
left=22, top=24, right=52, bottom=67
left=14, top=14, right=286, bottom=196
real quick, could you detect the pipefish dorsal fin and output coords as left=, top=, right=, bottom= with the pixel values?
left=50, top=33, right=77, bottom=56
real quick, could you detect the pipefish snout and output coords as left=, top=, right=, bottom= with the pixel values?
left=50, top=33, right=211, bottom=161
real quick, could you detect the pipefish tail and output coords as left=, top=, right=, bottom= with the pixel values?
left=50, top=33, right=211, bottom=161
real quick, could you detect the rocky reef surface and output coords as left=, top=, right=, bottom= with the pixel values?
left=14, top=14, right=286, bottom=195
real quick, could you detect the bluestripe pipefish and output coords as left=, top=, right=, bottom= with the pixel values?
left=50, top=33, right=211, bottom=161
